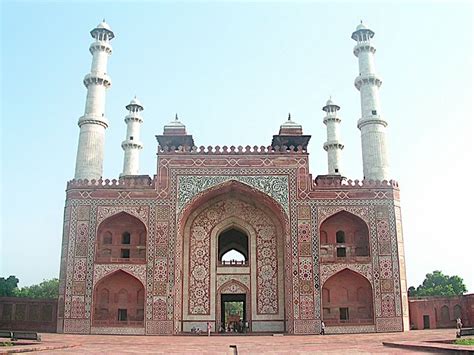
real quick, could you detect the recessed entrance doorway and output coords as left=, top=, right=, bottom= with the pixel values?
left=220, top=294, right=247, bottom=333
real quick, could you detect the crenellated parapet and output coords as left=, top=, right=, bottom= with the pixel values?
left=67, top=175, right=154, bottom=189
left=314, top=176, right=399, bottom=189
left=158, top=145, right=309, bottom=154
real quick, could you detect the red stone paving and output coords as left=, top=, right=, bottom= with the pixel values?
left=1, top=329, right=471, bottom=354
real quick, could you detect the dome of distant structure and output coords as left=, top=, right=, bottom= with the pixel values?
left=326, top=98, right=334, bottom=106
left=356, top=21, right=367, bottom=31
left=129, top=97, right=142, bottom=107
left=96, top=20, right=112, bottom=31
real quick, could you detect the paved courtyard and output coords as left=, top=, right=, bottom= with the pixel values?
left=2, top=329, right=472, bottom=354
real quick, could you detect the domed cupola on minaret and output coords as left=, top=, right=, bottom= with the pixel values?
left=271, top=113, right=311, bottom=151
left=155, top=114, right=195, bottom=149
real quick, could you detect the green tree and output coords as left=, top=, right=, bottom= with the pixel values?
left=409, top=270, right=467, bottom=297
left=15, top=278, right=59, bottom=299
left=0, top=275, right=20, bottom=296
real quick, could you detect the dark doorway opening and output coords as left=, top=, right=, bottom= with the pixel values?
left=423, top=315, right=430, bottom=329
left=220, top=294, right=247, bottom=333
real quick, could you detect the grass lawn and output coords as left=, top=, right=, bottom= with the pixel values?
left=454, top=338, right=474, bottom=345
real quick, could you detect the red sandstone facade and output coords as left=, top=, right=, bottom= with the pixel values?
left=57, top=121, right=410, bottom=335
left=409, top=294, right=474, bottom=330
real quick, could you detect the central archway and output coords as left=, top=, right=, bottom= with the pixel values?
left=179, top=181, right=289, bottom=333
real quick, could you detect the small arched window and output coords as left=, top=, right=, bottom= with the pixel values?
left=454, top=304, right=462, bottom=319
left=122, top=232, right=131, bottom=245
left=336, top=231, right=345, bottom=243
left=440, top=305, right=450, bottom=321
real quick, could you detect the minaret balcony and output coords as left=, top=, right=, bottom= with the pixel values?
left=78, top=114, right=108, bottom=128
left=83, top=72, right=112, bottom=88
left=124, top=114, right=144, bottom=124
left=357, top=116, right=388, bottom=129
left=323, top=141, right=344, bottom=151
left=353, top=43, right=376, bottom=56
left=323, top=116, right=341, bottom=125
left=354, top=74, right=382, bottom=90
left=121, top=140, right=143, bottom=150
left=89, top=41, right=113, bottom=55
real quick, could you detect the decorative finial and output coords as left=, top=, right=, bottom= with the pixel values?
left=103, top=18, right=106, bottom=22
left=288, top=113, right=291, bottom=121
left=175, top=113, right=178, bottom=121
left=360, top=20, right=363, bottom=24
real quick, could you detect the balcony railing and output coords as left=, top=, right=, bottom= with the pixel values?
left=92, top=320, right=144, bottom=327
left=324, top=318, right=374, bottom=326
left=218, top=260, right=248, bottom=267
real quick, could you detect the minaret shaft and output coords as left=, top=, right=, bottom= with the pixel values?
left=323, top=100, right=344, bottom=175
left=74, top=22, right=114, bottom=180
left=352, top=23, right=389, bottom=181
left=121, top=99, right=144, bottom=176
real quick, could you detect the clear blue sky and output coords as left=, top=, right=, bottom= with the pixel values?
left=1, top=1, right=473, bottom=292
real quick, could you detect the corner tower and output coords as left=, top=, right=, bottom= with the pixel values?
left=322, top=98, right=344, bottom=175
left=74, top=20, right=114, bottom=180
left=121, top=97, right=144, bottom=176
left=352, top=22, right=389, bottom=180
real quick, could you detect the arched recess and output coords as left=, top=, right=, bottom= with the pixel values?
left=92, top=270, right=145, bottom=327
left=178, top=180, right=288, bottom=333
left=218, top=226, right=249, bottom=265
left=453, top=304, right=462, bottom=319
left=440, top=305, right=450, bottom=322
left=96, top=212, right=147, bottom=263
left=319, top=211, right=370, bottom=261
left=216, top=280, right=251, bottom=332
left=321, top=268, right=374, bottom=325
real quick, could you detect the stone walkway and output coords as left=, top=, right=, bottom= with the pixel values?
left=1, top=329, right=471, bottom=354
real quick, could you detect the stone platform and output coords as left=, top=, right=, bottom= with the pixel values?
left=1, top=329, right=471, bottom=354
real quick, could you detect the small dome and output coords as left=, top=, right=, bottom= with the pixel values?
left=96, top=20, right=112, bottom=31
left=129, top=97, right=142, bottom=107
left=90, top=20, right=115, bottom=40
left=125, top=97, right=143, bottom=111
left=326, top=98, right=334, bottom=106
left=356, top=21, right=367, bottom=31
left=163, top=114, right=187, bottom=136
left=279, top=113, right=303, bottom=136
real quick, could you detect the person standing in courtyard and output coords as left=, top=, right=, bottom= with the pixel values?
left=207, top=321, right=212, bottom=336
left=320, top=320, right=326, bottom=335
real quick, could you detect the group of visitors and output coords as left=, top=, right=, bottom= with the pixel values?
left=218, top=319, right=248, bottom=333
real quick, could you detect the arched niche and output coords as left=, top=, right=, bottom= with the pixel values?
left=321, top=268, right=374, bottom=325
left=320, top=211, right=370, bottom=262
left=218, top=227, right=249, bottom=266
left=92, top=270, right=145, bottom=327
left=180, top=182, right=287, bottom=331
left=96, top=212, right=147, bottom=263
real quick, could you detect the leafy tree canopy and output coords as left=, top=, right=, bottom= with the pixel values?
left=0, top=276, right=59, bottom=299
left=409, top=270, right=467, bottom=297
left=0, top=276, right=20, bottom=296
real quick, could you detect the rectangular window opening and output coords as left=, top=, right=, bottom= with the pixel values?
left=340, top=307, right=349, bottom=321
left=118, top=309, right=128, bottom=321
left=336, top=247, right=346, bottom=257
left=121, top=248, right=130, bottom=258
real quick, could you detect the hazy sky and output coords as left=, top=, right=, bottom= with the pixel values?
left=1, top=1, right=473, bottom=292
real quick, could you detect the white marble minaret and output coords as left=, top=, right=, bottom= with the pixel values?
left=352, top=21, right=389, bottom=181
left=322, top=98, right=344, bottom=175
left=74, top=21, right=114, bottom=180
left=121, top=97, right=144, bottom=176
